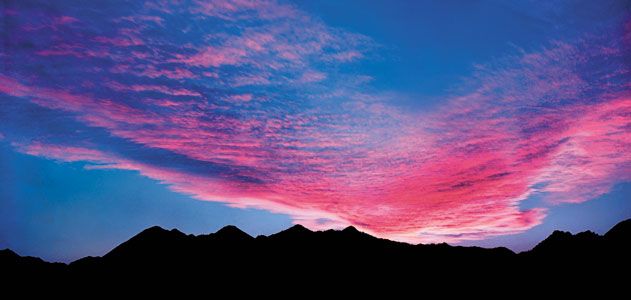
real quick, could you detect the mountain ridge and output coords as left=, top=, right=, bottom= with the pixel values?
left=0, top=219, right=631, bottom=265
left=4, top=219, right=630, bottom=264
left=2, top=219, right=629, bottom=288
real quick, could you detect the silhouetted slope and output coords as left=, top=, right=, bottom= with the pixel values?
left=604, top=219, right=631, bottom=243
left=527, top=230, right=602, bottom=256
left=2, top=218, right=629, bottom=287
left=105, top=226, right=190, bottom=261
left=211, top=225, right=253, bottom=241
left=268, top=224, right=312, bottom=240
left=517, top=222, right=631, bottom=282
left=0, top=249, right=65, bottom=276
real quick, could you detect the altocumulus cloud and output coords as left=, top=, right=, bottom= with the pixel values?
left=0, top=0, right=629, bottom=243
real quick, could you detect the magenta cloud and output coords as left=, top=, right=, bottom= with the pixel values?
left=0, top=0, right=629, bottom=243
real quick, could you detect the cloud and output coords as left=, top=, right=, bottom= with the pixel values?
left=299, top=71, right=327, bottom=83
left=0, top=0, right=629, bottom=244
left=110, top=65, right=196, bottom=80
left=190, top=0, right=299, bottom=20
left=231, top=74, right=271, bottom=87
left=106, top=81, right=202, bottom=97
left=328, top=50, right=362, bottom=62
left=227, top=94, right=253, bottom=102
left=176, top=46, right=246, bottom=67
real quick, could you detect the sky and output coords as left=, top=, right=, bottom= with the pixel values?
left=0, top=0, right=629, bottom=262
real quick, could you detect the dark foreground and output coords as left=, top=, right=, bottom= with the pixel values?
left=2, top=219, right=630, bottom=292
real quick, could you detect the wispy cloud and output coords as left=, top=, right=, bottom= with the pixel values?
left=0, top=0, right=629, bottom=243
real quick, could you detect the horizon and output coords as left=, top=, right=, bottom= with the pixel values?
left=1, top=0, right=630, bottom=263
left=6, top=217, right=631, bottom=264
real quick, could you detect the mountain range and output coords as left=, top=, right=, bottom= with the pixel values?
left=2, top=219, right=630, bottom=290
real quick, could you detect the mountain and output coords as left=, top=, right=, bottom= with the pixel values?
left=1, top=249, right=66, bottom=278
left=526, top=230, right=602, bottom=257
left=2, top=219, right=629, bottom=289
left=604, top=218, right=631, bottom=242
left=522, top=220, right=631, bottom=261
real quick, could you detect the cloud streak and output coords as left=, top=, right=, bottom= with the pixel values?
left=0, top=0, right=629, bottom=243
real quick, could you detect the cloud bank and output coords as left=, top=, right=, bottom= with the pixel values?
left=1, top=0, right=629, bottom=243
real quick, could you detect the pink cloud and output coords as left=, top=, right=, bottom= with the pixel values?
left=231, top=74, right=271, bottom=86
left=0, top=75, right=159, bottom=130
left=107, top=81, right=201, bottom=97
left=177, top=46, right=246, bottom=67
left=329, top=51, right=362, bottom=62
left=241, top=33, right=275, bottom=51
left=94, top=35, right=144, bottom=47
left=117, top=15, right=164, bottom=25
left=0, top=75, right=31, bottom=97
left=227, top=94, right=253, bottom=102
left=5, top=78, right=628, bottom=244
left=203, top=71, right=220, bottom=78
left=55, top=16, right=78, bottom=25
left=35, top=44, right=109, bottom=58
left=1, top=73, right=550, bottom=243
left=146, top=99, right=193, bottom=108
left=111, top=64, right=196, bottom=79
left=2, top=1, right=629, bottom=245
left=299, top=71, right=327, bottom=83
left=174, top=9, right=368, bottom=77
left=15, top=142, right=117, bottom=164
left=533, top=99, right=631, bottom=203
left=22, top=15, right=79, bottom=31
left=191, top=0, right=298, bottom=20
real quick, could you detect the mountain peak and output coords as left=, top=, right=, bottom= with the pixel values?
left=287, top=224, right=311, bottom=232
left=342, top=226, right=360, bottom=234
left=216, top=224, right=240, bottom=232
left=131, top=226, right=187, bottom=241
left=550, top=230, right=572, bottom=237
left=605, top=219, right=631, bottom=241
left=104, top=225, right=188, bottom=259
left=270, top=224, right=312, bottom=239
left=0, top=248, right=19, bottom=259
left=575, top=230, right=599, bottom=239
left=214, top=225, right=253, bottom=240
left=133, top=226, right=188, bottom=238
left=136, top=225, right=186, bottom=237
left=144, top=225, right=168, bottom=233
left=529, top=228, right=607, bottom=255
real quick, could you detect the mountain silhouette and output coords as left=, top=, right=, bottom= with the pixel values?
left=2, top=219, right=630, bottom=290
left=604, top=218, right=631, bottom=242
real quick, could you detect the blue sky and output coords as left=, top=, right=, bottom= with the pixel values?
left=0, top=142, right=292, bottom=262
left=1, top=0, right=629, bottom=262
left=297, top=0, right=628, bottom=107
